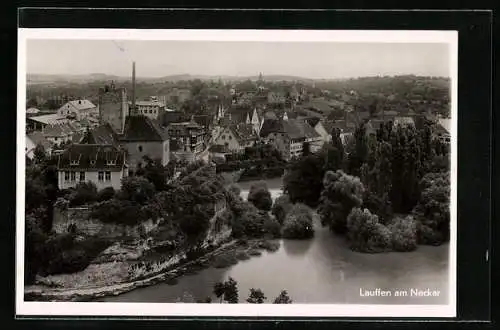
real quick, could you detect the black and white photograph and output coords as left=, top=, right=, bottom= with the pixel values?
left=17, top=29, right=457, bottom=318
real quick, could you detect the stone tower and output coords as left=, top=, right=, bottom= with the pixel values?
left=98, top=82, right=128, bottom=134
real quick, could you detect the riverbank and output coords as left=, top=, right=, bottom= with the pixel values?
left=24, top=238, right=280, bottom=302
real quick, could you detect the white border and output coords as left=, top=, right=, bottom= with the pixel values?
left=17, top=28, right=458, bottom=318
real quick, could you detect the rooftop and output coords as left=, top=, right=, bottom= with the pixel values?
left=122, top=115, right=169, bottom=142
left=57, top=144, right=126, bottom=170
left=27, top=131, right=52, bottom=150
left=60, top=99, right=96, bottom=112
left=28, top=114, right=69, bottom=125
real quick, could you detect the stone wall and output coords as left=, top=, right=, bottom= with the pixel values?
left=53, top=206, right=158, bottom=238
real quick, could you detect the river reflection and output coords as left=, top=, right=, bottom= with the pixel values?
left=99, top=183, right=449, bottom=305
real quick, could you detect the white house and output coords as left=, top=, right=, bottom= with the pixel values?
left=58, top=99, right=97, bottom=120
left=214, top=123, right=259, bottom=153
left=56, top=144, right=128, bottom=191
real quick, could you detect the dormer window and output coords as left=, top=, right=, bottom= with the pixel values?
left=70, top=160, right=79, bottom=166
left=106, top=160, right=116, bottom=166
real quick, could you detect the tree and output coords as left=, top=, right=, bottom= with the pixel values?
left=284, top=154, right=325, bottom=207
left=282, top=203, right=315, bottom=239
left=119, top=176, right=156, bottom=205
left=346, top=207, right=391, bottom=253
left=346, top=122, right=368, bottom=177
left=33, top=144, right=46, bottom=164
left=412, top=172, right=450, bottom=245
left=273, top=290, right=293, bottom=304
left=137, top=156, right=169, bottom=191
left=213, top=277, right=239, bottom=304
left=247, top=288, right=267, bottom=304
left=318, top=170, right=364, bottom=234
left=271, top=194, right=293, bottom=225
left=247, top=181, right=272, bottom=211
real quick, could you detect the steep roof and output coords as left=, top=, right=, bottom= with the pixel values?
left=304, top=117, right=321, bottom=128
left=283, top=119, right=321, bottom=140
left=27, top=131, right=52, bottom=150
left=228, top=123, right=259, bottom=144
left=122, top=115, right=169, bottom=142
left=80, top=123, right=120, bottom=146
left=57, top=144, right=126, bottom=171
left=260, top=118, right=284, bottom=138
left=60, top=99, right=96, bottom=112
left=226, top=105, right=255, bottom=123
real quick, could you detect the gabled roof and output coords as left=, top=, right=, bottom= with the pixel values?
left=27, top=131, right=52, bottom=150
left=80, top=123, right=120, bottom=146
left=304, top=117, right=321, bottom=128
left=122, top=115, right=169, bottom=142
left=260, top=118, right=284, bottom=138
left=57, top=144, right=126, bottom=171
left=283, top=119, right=321, bottom=140
left=60, top=99, right=96, bottom=112
left=228, top=123, right=259, bottom=144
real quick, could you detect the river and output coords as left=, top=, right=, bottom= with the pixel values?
left=100, top=178, right=449, bottom=305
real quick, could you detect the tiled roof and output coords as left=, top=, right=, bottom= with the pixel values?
left=57, top=144, right=126, bottom=171
left=226, top=105, right=254, bottom=123
left=159, top=111, right=191, bottom=127
left=283, top=119, right=321, bottom=140
left=60, top=100, right=96, bottom=113
left=43, top=125, right=69, bottom=137
left=27, top=131, right=52, bottom=150
left=26, top=107, right=40, bottom=114
left=122, top=115, right=169, bottom=142
left=304, top=117, right=321, bottom=128
left=229, top=123, right=259, bottom=144
left=28, top=114, right=69, bottom=125
left=192, top=114, right=213, bottom=128
left=260, top=118, right=284, bottom=138
left=80, top=123, right=120, bottom=146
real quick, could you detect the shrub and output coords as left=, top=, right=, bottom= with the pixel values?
left=247, top=181, right=273, bottom=211
left=388, top=216, right=418, bottom=252
left=272, top=194, right=293, bottom=225
left=362, top=190, right=392, bottom=225
left=119, top=176, right=156, bottom=205
left=97, top=187, right=116, bottom=202
left=91, top=199, right=147, bottom=226
left=346, top=208, right=391, bottom=253
left=282, top=204, right=314, bottom=239
left=263, top=215, right=282, bottom=238
left=273, top=290, right=293, bottom=304
left=69, top=182, right=98, bottom=207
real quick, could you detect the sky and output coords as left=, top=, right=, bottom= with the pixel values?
left=26, top=39, right=450, bottom=79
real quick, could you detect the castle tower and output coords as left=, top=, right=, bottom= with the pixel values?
left=98, top=82, right=128, bottom=134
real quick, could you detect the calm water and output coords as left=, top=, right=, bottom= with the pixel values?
left=100, top=179, right=449, bottom=304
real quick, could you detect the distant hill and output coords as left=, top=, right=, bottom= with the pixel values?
left=27, top=73, right=317, bottom=85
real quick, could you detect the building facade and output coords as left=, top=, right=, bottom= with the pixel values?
left=57, top=99, right=97, bottom=120
left=56, top=144, right=128, bottom=191
left=128, top=100, right=165, bottom=120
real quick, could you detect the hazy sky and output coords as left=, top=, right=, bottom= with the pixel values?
left=26, top=40, right=450, bottom=79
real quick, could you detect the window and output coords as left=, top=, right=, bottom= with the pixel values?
left=70, top=160, right=79, bottom=166
left=228, top=135, right=232, bottom=140
left=105, top=171, right=111, bottom=181
left=98, top=171, right=104, bottom=181
left=70, top=171, right=76, bottom=182
left=79, top=172, right=85, bottom=182
left=138, top=145, right=143, bottom=152
left=64, top=171, right=70, bottom=181
left=90, top=160, right=96, bottom=165
left=221, top=135, right=225, bottom=140
left=106, top=160, right=116, bottom=166
left=54, top=137, right=58, bottom=141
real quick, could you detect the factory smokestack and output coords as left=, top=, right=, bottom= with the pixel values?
left=132, top=61, right=136, bottom=115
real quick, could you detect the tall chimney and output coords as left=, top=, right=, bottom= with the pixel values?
left=132, top=61, right=136, bottom=115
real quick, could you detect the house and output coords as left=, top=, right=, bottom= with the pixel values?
left=393, top=116, right=415, bottom=128
left=26, top=107, right=40, bottom=115
left=304, top=117, right=331, bottom=143
left=128, top=99, right=165, bottom=120
left=214, top=123, right=259, bottom=153
left=26, top=131, right=52, bottom=159
left=121, top=116, right=170, bottom=170
left=58, top=99, right=97, bottom=120
left=56, top=144, right=128, bottom=191
left=435, top=118, right=451, bottom=144
left=26, top=114, right=70, bottom=132
left=42, top=124, right=73, bottom=145
left=267, top=91, right=286, bottom=104
left=167, top=121, right=206, bottom=162
left=208, top=144, right=231, bottom=163
left=260, top=118, right=322, bottom=160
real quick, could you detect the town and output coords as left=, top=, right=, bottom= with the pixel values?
left=24, top=62, right=451, bottom=304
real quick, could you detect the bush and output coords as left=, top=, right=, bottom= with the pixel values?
left=69, top=182, right=98, bottom=207
left=263, top=215, right=282, bottom=238
left=247, top=181, right=273, bottom=211
left=272, top=194, right=293, bottom=225
left=388, top=216, right=418, bottom=251
left=119, top=176, right=156, bottom=205
left=346, top=208, right=391, bottom=253
left=91, top=198, right=147, bottom=226
left=282, top=204, right=314, bottom=239
left=97, top=187, right=116, bottom=202
left=362, top=190, right=392, bottom=225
